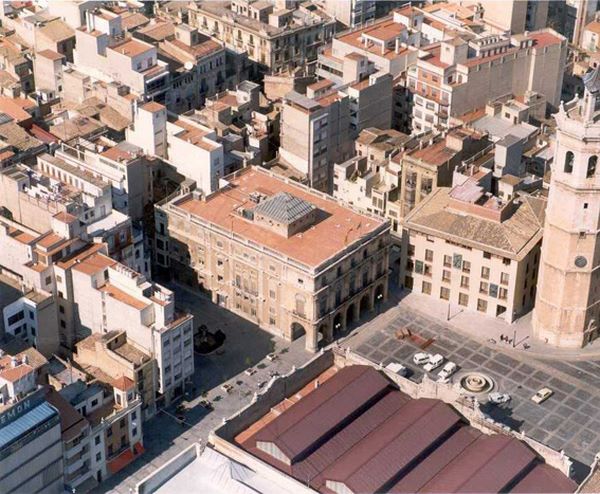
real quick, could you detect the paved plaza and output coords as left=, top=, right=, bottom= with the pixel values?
left=346, top=291, right=600, bottom=479
left=100, top=279, right=600, bottom=492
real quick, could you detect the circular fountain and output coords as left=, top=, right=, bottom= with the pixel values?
left=457, top=372, right=494, bottom=395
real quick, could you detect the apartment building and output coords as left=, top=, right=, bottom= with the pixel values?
left=0, top=382, right=64, bottom=494
left=0, top=161, right=149, bottom=277
left=162, top=114, right=224, bottom=191
left=127, top=101, right=224, bottom=195
left=333, top=128, right=415, bottom=235
left=2, top=285, right=59, bottom=357
left=3, top=13, right=76, bottom=62
left=317, top=14, right=419, bottom=82
left=54, top=244, right=194, bottom=407
left=73, top=9, right=170, bottom=102
left=0, top=38, right=35, bottom=96
left=547, top=0, right=598, bottom=46
left=407, top=30, right=567, bottom=132
left=188, top=0, right=335, bottom=73
left=156, top=166, right=390, bottom=352
left=399, top=129, right=490, bottom=217
left=279, top=46, right=395, bottom=193
left=315, top=12, right=420, bottom=134
left=74, top=330, right=156, bottom=416
left=44, top=388, right=95, bottom=492
left=402, top=175, right=544, bottom=323
left=316, top=0, right=376, bottom=28
left=448, top=0, right=548, bottom=34
left=57, top=377, right=143, bottom=484
left=582, top=20, right=600, bottom=53
left=196, top=80, right=278, bottom=168
left=279, top=90, right=353, bottom=192
left=46, top=0, right=103, bottom=30
left=463, top=93, right=543, bottom=146
left=0, top=215, right=90, bottom=354
left=54, top=139, right=153, bottom=221
left=33, top=49, right=65, bottom=96
left=152, top=23, right=228, bottom=112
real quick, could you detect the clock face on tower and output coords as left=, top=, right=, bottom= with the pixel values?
left=575, top=256, right=588, bottom=268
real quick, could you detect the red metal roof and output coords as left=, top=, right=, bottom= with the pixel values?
left=419, top=435, right=536, bottom=493
left=323, top=399, right=462, bottom=493
left=239, top=366, right=576, bottom=494
left=252, top=365, right=390, bottom=463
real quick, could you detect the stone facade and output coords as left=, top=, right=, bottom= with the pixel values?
left=156, top=167, right=390, bottom=352
left=533, top=68, right=600, bottom=347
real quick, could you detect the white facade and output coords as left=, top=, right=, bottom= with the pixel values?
left=73, top=9, right=169, bottom=98
left=128, top=104, right=224, bottom=194
left=59, top=250, right=194, bottom=401
left=3, top=297, right=38, bottom=346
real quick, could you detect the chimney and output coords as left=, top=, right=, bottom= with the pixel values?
left=11, top=357, right=18, bottom=368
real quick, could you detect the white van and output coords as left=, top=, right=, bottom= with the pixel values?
left=413, top=352, right=431, bottom=365
left=423, top=354, right=444, bottom=372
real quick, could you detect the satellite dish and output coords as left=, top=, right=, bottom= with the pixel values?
left=184, top=61, right=194, bottom=71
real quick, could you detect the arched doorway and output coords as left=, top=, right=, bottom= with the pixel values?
left=375, top=284, right=385, bottom=305
left=291, top=322, right=306, bottom=340
left=346, top=303, right=356, bottom=326
left=318, top=324, right=328, bottom=347
left=333, top=313, right=343, bottom=334
left=360, top=294, right=371, bottom=317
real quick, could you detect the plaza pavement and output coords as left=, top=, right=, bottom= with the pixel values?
left=98, top=280, right=600, bottom=491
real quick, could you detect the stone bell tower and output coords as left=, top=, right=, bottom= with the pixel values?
left=533, top=67, right=600, bottom=348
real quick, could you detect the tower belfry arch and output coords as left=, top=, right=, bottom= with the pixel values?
left=533, top=66, right=600, bottom=347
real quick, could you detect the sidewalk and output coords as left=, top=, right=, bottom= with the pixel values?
left=394, top=290, right=600, bottom=361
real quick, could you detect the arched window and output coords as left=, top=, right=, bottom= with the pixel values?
left=587, top=156, right=597, bottom=178
left=565, top=151, right=574, bottom=173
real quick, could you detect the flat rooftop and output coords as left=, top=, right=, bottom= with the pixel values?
left=236, top=365, right=576, bottom=494
left=172, top=167, right=385, bottom=268
left=336, top=17, right=409, bottom=61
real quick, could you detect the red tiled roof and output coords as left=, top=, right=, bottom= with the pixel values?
left=29, top=124, right=58, bottom=144
left=113, top=375, right=135, bottom=391
left=176, top=167, right=384, bottom=268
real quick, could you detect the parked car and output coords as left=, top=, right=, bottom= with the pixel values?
left=532, top=387, right=553, bottom=404
left=413, top=352, right=431, bottom=365
left=437, top=362, right=457, bottom=381
left=267, top=353, right=278, bottom=362
left=244, top=368, right=256, bottom=376
left=221, top=383, right=234, bottom=393
left=488, top=392, right=511, bottom=404
left=199, top=400, right=213, bottom=410
left=424, top=354, right=444, bottom=372
left=385, top=362, right=408, bottom=377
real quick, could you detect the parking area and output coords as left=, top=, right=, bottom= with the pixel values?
left=347, top=303, right=600, bottom=473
